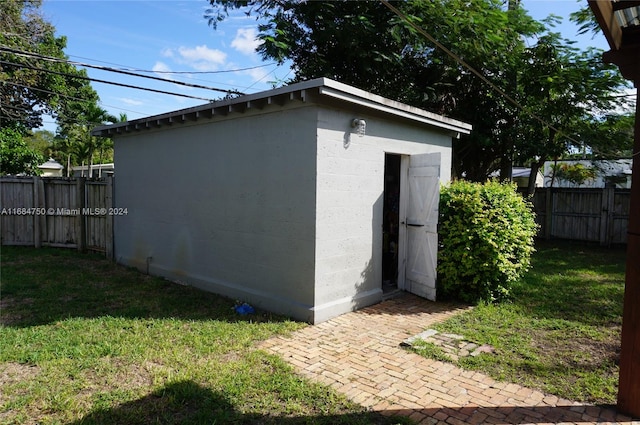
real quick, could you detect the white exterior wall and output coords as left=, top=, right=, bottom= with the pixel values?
left=113, top=107, right=319, bottom=321
left=109, top=89, right=462, bottom=324
left=312, top=107, right=453, bottom=323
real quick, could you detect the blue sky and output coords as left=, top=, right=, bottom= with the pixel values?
left=40, top=0, right=614, bottom=131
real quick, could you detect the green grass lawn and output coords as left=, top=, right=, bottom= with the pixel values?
left=0, top=246, right=410, bottom=425
left=411, top=240, right=626, bottom=405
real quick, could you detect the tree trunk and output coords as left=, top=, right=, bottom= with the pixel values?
left=499, top=155, right=513, bottom=182
left=527, top=159, right=543, bottom=197
left=549, top=158, right=558, bottom=188
left=98, top=147, right=103, bottom=178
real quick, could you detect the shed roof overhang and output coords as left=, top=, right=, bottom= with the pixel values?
left=91, top=78, right=472, bottom=137
left=589, top=0, right=640, bottom=82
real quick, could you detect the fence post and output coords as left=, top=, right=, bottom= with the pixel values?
left=105, top=176, right=114, bottom=260
left=600, top=187, right=615, bottom=246
left=37, top=177, right=46, bottom=246
left=544, top=188, right=553, bottom=240
left=600, top=188, right=609, bottom=246
left=77, top=177, right=86, bottom=252
left=33, top=176, right=41, bottom=248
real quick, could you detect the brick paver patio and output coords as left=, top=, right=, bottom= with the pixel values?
left=258, top=293, right=639, bottom=425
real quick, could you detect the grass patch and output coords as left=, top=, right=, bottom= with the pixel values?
left=0, top=246, right=411, bottom=425
left=409, top=341, right=453, bottom=363
left=418, top=240, right=625, bottom=405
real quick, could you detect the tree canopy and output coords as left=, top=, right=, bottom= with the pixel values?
left=0, top=126, right=44, bottom=175
left=0, top=0, right=99, bottom=131
left=206, top=0, right=632, bottom=187
left=1, top=0, right=116, bottom=175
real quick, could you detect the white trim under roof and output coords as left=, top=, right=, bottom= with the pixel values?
left=92, top=78, right=472, bottom=137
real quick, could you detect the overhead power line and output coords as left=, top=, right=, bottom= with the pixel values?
left=65, top=53, right=276, bottom=75
left=379, top=0, right=586, bottom=147
left=131, top=64, right=275, bottom=75
left=0, top=46, right=245, bottom=96
left=62, top=53, right=279, bottom=92
left=0, top=59, right=218, bottom=102
left=1, top=80, right=146, bottom=117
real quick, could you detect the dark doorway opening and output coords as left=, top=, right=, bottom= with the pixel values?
left=382, top=154, right=401, bottom=294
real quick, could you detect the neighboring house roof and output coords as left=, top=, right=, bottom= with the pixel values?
left=512, top=167, right=538, bottom=179
left=92, top=78, right=472, bottom=137
left=542, top=159, right=633, bottom=188
left=38, top=158, right=64, bottom=170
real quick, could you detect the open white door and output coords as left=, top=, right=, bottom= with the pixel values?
left=404, top=152, right=440, bottom=300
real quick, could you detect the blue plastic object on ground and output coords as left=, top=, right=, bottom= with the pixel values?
left=234, top=303, right=255, bottom=315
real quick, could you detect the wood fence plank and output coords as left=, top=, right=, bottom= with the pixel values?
left=532, top=187, right=630, bottom=244
left=105, top=176, right=114, bottom=259
left=36, top=177, right=46, bottom=247
left=77, top=178, right=85, bottom=252
left=33, top=177, right=41, bottom=248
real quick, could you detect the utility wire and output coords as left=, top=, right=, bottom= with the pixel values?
left=1, top=83, right=143, bottom=129
left=380, top=0, right=585, bottom=147
left=0, top=59, right=217, bottom=102
left=381, top=1, right=637, bottom=161
left=131, top=64, right=276, bottom=75
left=66, top=53, right=276, bottom=75
left=1, top=80, right=146, bottom=117
left=0, top=46, right=245, bottom=96
left=62, top=52, right=275, bottom=92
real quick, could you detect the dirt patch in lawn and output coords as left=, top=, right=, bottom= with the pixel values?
left=0, top=362, right=40, bottom=389
left=534, top=333, right=621, bottom=370
left=80, top=358, right=154, bottom=393
left=0, top=362, right=42, bottom=423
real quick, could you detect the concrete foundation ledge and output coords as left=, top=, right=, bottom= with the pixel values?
left=311, top=288, right=383, bottom=324
left=116, top=256, right=316, bottom=323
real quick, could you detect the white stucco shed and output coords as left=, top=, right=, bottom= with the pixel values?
left=93, top=78, right=471, bottom=324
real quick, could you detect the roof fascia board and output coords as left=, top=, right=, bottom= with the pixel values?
left=318, top=85, right=472, bottom=134
left=92, top=77, right=471, bottom=136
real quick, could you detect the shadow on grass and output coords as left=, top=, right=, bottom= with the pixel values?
left=66, top=380, right=638, bottom=425
left=67, top=380, right=405, bottom=425
left=1, top=246, right=468, bottom=327
left=0, top=246, right=293, bottom=328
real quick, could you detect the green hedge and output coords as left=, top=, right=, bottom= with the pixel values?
left=437, top=180, right=538, bottom=303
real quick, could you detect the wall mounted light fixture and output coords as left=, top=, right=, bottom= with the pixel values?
left=351, top=118, right=366, bottom=137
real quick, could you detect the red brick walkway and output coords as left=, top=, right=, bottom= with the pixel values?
left=258, top=294, right=639, bottom=425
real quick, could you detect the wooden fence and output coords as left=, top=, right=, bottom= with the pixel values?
left=0, top=176, right=113, bottom=257
left=529, top=187, right=631, bottom=245
left=1, top=179, right=631, bottom=255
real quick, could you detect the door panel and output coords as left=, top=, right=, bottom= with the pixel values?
left=405, top=153, right=440, bottom=301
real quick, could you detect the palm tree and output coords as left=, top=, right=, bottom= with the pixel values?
left=57, top=103, right=117, bottom=178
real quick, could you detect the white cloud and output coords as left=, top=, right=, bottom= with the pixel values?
left=153, top=61, right=173, bottom=73
left=161, top=48, right=174, bottom=58
left=118, top=98, right=144, bottom=106
left=159, top=45, right=227, bottom=72
left=231, top=28, right=262, bottom=56
left=175, top=45, right=227, bottom=71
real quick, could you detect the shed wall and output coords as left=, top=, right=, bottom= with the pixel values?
left=113, top=107, right=318, bottom=321
left=312, top=107, right=453, bottom=322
